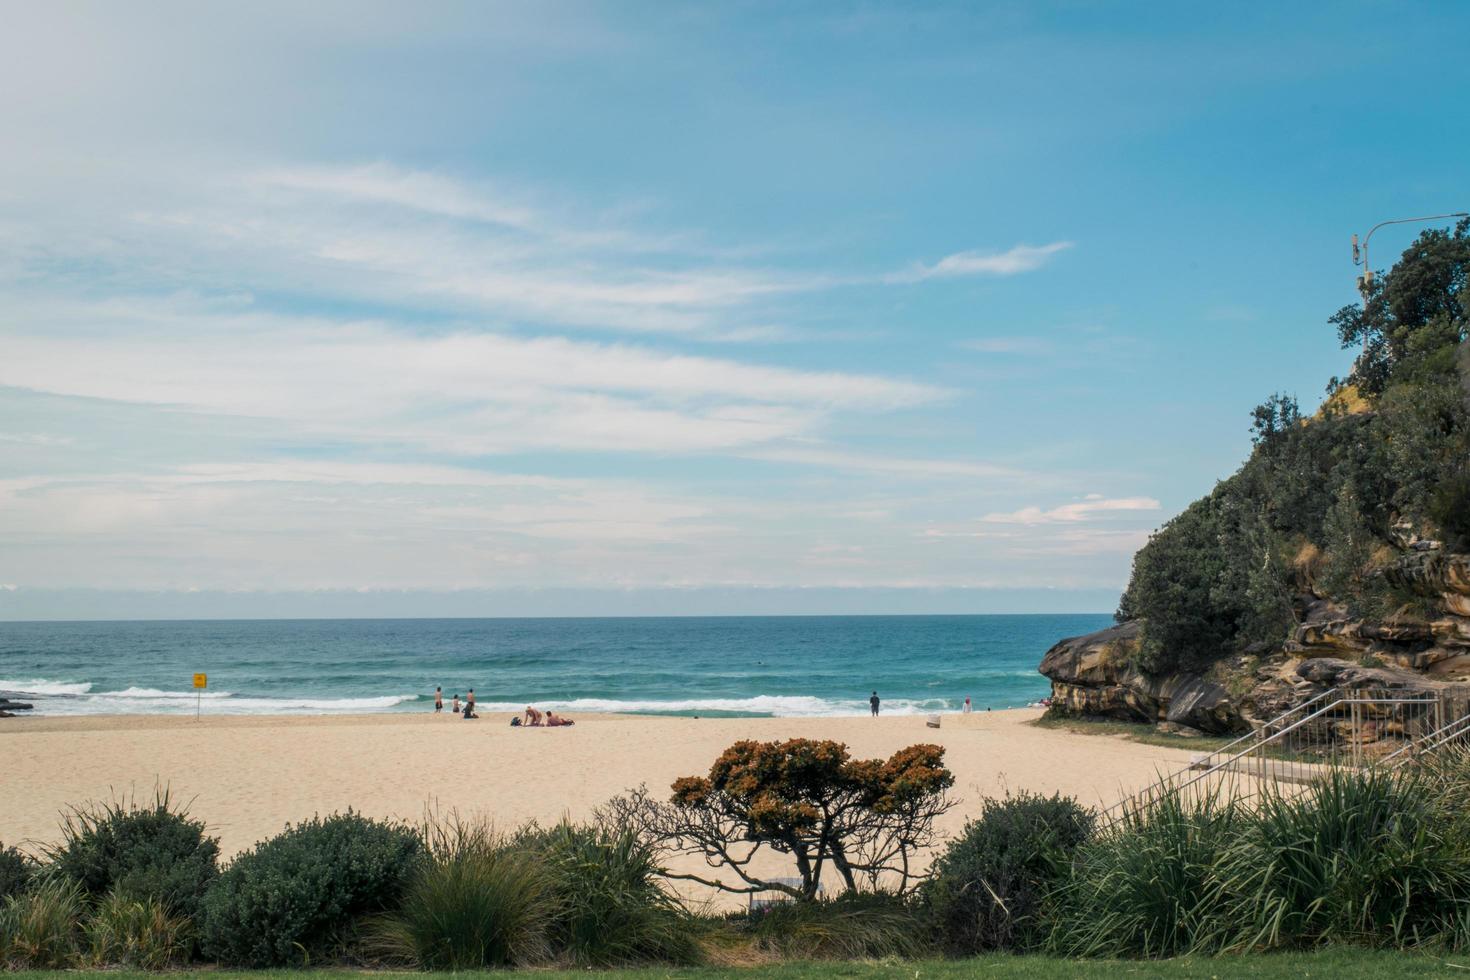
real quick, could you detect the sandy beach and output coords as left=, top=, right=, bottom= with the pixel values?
left=0, top=707, right=1195, bottom=902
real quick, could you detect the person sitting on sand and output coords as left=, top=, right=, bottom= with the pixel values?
left=462, top=700, right=478, bottom=720
left=523, top=706, right=543, bottom=726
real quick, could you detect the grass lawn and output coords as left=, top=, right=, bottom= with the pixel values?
left=17, top=950, right=1470, bottom=979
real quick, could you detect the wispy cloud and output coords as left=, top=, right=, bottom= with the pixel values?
left=891, top=242, right=1073, bottom=283
left=981, top=494, right=1160, bottom=525
left=0, top=300, right=944, bottom=455
left=741, top=446, right=1027, bottom=480
left=957, top=336, right=1057, bottom=355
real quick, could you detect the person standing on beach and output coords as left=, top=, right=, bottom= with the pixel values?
left=869, top=691, right=880, bottom=717
left=434, top=687, right=443, bottom=713
left=452, top=693, right=460, bottom=714
left=467, top=689, right=476, bottom=716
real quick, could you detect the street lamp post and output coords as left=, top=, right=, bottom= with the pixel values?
left=1352, top=211, right=1468, bottom=301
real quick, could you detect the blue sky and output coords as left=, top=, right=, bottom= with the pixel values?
left=1, top=1, right=1466, bottom=619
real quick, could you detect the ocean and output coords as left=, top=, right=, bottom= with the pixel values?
left=0, top=614, right=1106, bottom=718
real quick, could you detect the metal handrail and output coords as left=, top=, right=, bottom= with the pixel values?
left=1100, top=693, right=1438, bottom=829
left=1095, top=687, right=1343, bottom=828
left=1200, top=686, right=1344, bottom=763
left=1383, top=711, right=1470, bottom=765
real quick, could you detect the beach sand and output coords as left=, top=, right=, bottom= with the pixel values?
left=0, top=709, right=1197, bottom=904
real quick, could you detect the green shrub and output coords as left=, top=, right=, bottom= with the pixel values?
left=923, top=792, right=1092, bottom=954
left=0, top=877, right=85, bottom=969
left=0, top=844, right=32, bottom=903
left=369, top=818, right=553, bottom=969
left=749, top=892, right=931, bottom=960
left=520, top=821, right=699, bottom=965
left=199, top=811, right=422, bottom=967
left=85, top=890, right=191, bottom=969
left=47, top=789, right=218, bottom=920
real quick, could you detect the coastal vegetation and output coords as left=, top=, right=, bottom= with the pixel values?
left=9, top=739, right=1470, bottom=973
left=1118, top=220, right=1469, bottom=677
left=1042, top=221, right=1470, bottom=737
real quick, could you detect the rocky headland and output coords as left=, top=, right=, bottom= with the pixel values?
left=1040, top=551, right=1470, bottom=735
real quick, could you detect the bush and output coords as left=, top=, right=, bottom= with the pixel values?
left=369, top=818, right=553, bottom=969
left=85, top=890, right=191, bottom=969
left=748, top=892, right=931, bottom=960
left=923, top=792, right=1092, bottom=954
left=47, top=790, right=219, bottom=920
left=522, top=822, right=699, bottom=965
left=199, top=811, right=422, bottom=967
left=0, top=877, right=85, bottom=969
left=0, top=844, right=32, bottom=903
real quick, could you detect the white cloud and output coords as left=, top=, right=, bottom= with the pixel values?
left=980, top=496, right=1160, bottom=525
left=0, top=302, right=944, bottom=455
left=893, top=242, right=1073, bottom=282
left=957, top=336, right=1057, bottom=355
left=742, top=447, right=1028, bottom=480
left=0, top=432, right=74, bottom=446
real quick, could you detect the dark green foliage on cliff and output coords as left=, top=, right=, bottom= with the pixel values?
left=1119, top=220, right=1470, bottom=675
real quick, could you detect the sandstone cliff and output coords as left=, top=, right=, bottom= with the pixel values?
left=1040, top=552, right=1470, bottom=735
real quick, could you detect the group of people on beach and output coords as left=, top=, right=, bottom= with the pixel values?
left=431, top=686, right=574, bottom=726
left=433, top=686, right=478, bottom=719
left=516, top=705, right=573, bottom=727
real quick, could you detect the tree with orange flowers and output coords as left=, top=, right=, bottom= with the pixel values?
left=599, top=738, right=954, bottom=900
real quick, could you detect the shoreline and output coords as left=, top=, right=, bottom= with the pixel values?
left=0, top=702, right=1045, bottom=731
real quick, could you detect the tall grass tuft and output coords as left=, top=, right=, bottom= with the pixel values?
left=1048, top=762, right=1470, bottom=958
left=1047, top=785, right=1242, bottom=958
left=368, top=817, right=554, bottom=969
left=85, top=890, right=192, bottom=969
left=521, top=821, right=700, bottom=966
left=1214, top=766, right=1470, bottom=951
left=0, top=877, right=85, bottom=969
left=749, top=892, right=932, bottom=960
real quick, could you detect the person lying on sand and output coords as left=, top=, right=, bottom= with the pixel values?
left=523, top=706, right=543, bottom=726
left=545, top=711, right=574, bottom=727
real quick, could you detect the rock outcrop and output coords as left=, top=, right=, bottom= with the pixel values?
left=0, top=698, right=34, bottom=718
left=1040, top=550, right=1470, bottom=735
left=1039, top=621, right=1240, bottom=733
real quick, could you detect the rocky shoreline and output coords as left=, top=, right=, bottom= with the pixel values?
left=1040, top=552, right=1470, bottom=736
